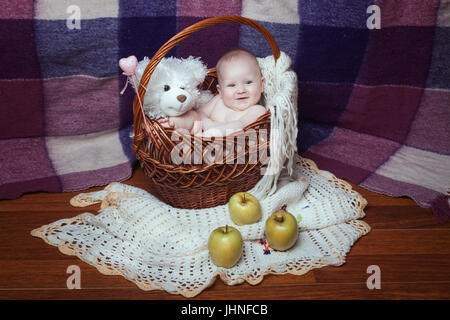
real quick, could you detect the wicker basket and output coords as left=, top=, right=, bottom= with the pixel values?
left=131, top=15, right=281, bottom=209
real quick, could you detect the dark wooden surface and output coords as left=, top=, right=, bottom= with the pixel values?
left=1, top=166, right=449, bottom=300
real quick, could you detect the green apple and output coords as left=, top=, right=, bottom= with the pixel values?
left=265, top=210, right=298, bottom=251
left=228, top=192, right=262, bottom=226
left=208, top=225, right=243, bottom=268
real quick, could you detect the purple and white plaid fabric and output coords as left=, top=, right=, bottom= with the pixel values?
left=1, top=0, right=449, bottom=222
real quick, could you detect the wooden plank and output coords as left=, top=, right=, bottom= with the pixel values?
left=0, top=260, right=133, bottom=288
left=0, top=190, right=101, bottom=212
left=314, top=254, right=450, bottom=283
left=0, top=260, right=316, bottom=289
left=362, top=206, right=446, bottom=229
left=203, top=281, right=450, bottom=300
left=1, top=282, right=449, bottom=300
left=10, top=253, right=449, bottom=291
left=350, top=229, right=450, bottom=255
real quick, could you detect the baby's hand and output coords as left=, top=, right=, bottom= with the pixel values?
left=191, top=120, right=203, bottom=137
left=157, top=118, right=175, bottom=128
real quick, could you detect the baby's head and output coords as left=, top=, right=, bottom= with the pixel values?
left=216, top=48, right=264, bottom=111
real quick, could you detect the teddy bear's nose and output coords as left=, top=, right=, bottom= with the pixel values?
left=177, top=95, right=187, bottom=103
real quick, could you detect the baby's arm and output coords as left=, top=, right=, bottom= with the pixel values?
left=240, top=105, right=267, bottom=127
left=158, top=110, right=201, bottom=132
left=203, top=105, right=267, bottom=137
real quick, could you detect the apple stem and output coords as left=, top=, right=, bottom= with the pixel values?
left=275, top=213, right=284, bottom=223
left=225, top=225, right=228, bottom=233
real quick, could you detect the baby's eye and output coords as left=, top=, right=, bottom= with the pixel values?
left=246, top=80, right=253, bottom=84
left=227, top=84, right=235, bottom=88
left=164, top=85, right=170, bottom=91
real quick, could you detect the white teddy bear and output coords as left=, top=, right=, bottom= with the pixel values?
left=132, top=56, right=214, bottom=120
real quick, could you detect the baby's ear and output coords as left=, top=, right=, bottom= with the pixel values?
left=184, top=56, right=208, bottom=84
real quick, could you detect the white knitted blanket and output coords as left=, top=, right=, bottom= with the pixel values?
left=31, top=155, right=370, bottom=297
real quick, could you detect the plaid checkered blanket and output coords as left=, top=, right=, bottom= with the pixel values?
left=1, top=0, right=449, bottom=222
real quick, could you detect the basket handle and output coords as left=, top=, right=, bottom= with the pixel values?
left=133, top=15, right=280, bottom=124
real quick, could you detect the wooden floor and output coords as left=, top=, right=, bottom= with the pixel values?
left=1, top=166, right=449, bottom=300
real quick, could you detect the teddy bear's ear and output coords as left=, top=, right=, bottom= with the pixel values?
left=183, top=56, right=208, bottom=84
left=133, top=57, right=150, bottom=88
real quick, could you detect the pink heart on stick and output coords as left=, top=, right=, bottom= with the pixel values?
left=119, top=55, right=138, bottom=76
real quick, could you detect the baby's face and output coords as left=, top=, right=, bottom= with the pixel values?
left=217, top=56, right=264, bottom=111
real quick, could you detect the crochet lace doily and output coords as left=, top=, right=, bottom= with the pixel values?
left=31, top=155, right=370, bottom=297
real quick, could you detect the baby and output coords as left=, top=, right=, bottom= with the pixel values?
left=159, top=48, right=266, bottom=137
